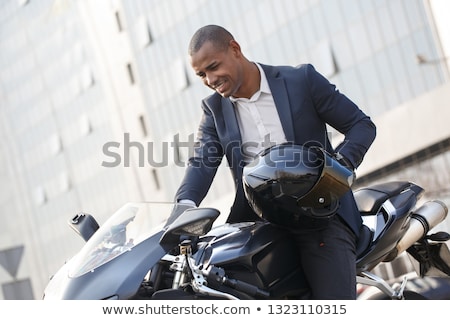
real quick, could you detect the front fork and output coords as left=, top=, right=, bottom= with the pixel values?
left=169, top=240, right=193, bottom=289
left=166, top=240, right=240, bottom=299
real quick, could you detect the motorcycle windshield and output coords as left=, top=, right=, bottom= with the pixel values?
left=68, top=202, right=173, bottom=278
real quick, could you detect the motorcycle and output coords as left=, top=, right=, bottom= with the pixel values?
left=43, top=180, right=450, bottom=300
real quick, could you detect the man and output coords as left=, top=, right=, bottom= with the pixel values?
left=171, top=25, right=376, bottom=299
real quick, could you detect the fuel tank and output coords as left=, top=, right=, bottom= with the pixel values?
left=195, top=221, right=307, bottom=297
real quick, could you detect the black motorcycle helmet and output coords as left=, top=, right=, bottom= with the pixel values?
left=242, top=143, right=355, bottom=226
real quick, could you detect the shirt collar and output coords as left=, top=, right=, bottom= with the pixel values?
left=256, top=63, right=271, bottom=94
left=230, top=63, right=271, bottom=102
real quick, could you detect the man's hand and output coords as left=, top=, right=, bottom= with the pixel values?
left=334, top=152, right=354, bottom=171
left=164, top=201, right=196, bottom=227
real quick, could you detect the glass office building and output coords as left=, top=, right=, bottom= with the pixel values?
left=1, top=0, right=449, bottom=299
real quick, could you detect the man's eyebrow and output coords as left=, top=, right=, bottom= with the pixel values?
left=204, top=61, right=218, bottom=71
left=196, top=61, right=217, bottom=76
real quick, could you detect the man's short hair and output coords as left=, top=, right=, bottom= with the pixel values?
left=188, top=25, right=234, bottom=55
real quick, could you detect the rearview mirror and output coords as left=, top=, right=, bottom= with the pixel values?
left=160, top=207, right=220, bottom=245
left=69, top=213, right=100, bottom=242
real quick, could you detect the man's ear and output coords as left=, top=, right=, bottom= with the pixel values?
left=229, top=39, right=242, bottom=57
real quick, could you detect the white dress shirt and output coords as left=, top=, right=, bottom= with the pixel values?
left=230, top=63, right=287, bottom=164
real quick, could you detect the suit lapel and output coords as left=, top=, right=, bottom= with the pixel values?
left=221, top=98, right=243, bottom=164
left=261, top=64, right=295, bottom=141
left=221, top=98, right=241, bottom=143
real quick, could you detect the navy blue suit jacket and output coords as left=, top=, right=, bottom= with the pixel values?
left=175, top=64, right=376, bottom=236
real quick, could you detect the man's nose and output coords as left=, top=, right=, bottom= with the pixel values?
left=205, top=73, right=217, bottom=87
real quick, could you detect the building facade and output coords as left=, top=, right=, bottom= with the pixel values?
left=0, top=0, right=449, bottom=299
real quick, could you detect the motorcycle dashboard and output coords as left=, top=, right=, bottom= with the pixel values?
left=67, top=202, right=173, bottom=278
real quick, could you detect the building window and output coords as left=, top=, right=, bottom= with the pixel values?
left=171, top=58, right=190, bottom=91
left=80, top=64, right=94, bottom=90
left=50, top=134, right=63, bottom=155
left=58, top=172, right=71, bottom=192
left=151, top=169, right=160, bottom=190
left=310, top=40, right=338, bottom=78
left=33, top=186, right=47, bottom=206
left=79, top=114, right=92, bottom=135
left=18, top=0, right=29, bottom=6
left=126, top=63, right=135, bottom=85
left=138, top=115, right=148, bottom=137
left=136, top=16, right=153, bottom=48
left=115, top=11, right=123, bottom=32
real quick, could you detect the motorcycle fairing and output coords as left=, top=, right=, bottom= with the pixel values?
left=195, top=221, right=308, bottom=297
left=44, top=231, right=167, bottom=299
left=44, top=202, right=180, bottom=300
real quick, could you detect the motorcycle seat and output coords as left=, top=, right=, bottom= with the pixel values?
left=354, top=181, right=413, bottom=215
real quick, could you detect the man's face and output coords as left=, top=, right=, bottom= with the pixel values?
left=190, top=40, right=243, bottom=98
